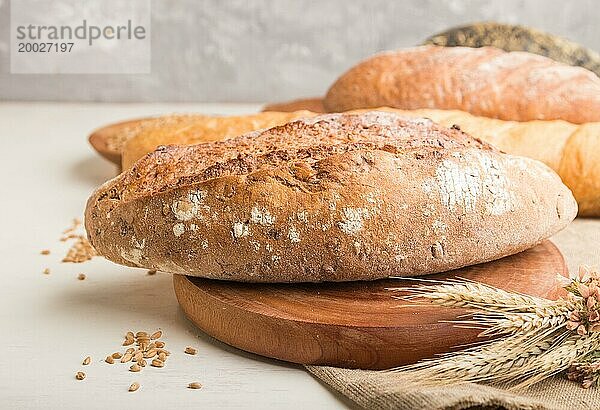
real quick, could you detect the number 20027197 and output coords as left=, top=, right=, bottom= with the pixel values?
left=17, top=42, right=74, bottom=52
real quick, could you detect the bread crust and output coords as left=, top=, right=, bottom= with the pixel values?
left=324, top=45, right=600, bottom=124
left=348, top=108, right=600, bottom=217
left=262, top=97, right=325, bottom=113
left=119, top=107, right=600, bottom=217
left=120, top=111, right=315, bottom=169
left=85, top=112, right=577, bottom=282
left=424, top=22, right=600, bottom=77
left=89, top=118, right=148, bottom=164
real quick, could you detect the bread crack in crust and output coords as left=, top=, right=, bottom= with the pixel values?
left=85, top=112, right=576, bottom=282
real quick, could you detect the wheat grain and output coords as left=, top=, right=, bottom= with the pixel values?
left=184, top=346, right=197, bottom=355
left=128, top=382, right=140, bottom=392
left=151, top=359, right=164, bottom=368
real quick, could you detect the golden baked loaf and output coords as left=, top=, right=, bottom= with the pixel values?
left=85, top=112, right=576, bottom=282
left=263, top=97, right=325, bottom=113
left=324, top=45, right=600, bottom=123
left=89, top=111, right=315, bottom=167
left=89, top=118, right=149, bottom=165
left=120, top=111, right=315, bottom=169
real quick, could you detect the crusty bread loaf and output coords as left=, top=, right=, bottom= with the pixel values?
left=424, top=22, right=600, bottom=77
left=120, top=111, right=315, bottom=169
left=262, top=97, right=325, bottom=113
left=85, top=112, right=576, bottom=282
left=324, top=45, right=600, bottom=123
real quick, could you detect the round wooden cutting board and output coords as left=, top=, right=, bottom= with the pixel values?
left=174, top=241, right=567, bottom=369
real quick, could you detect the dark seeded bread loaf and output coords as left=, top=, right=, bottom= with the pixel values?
left=324, top=45, right=600, bottom=123
left=424, top=22, right=600, bottom=77
left=85, top=112, right=577, bottom=282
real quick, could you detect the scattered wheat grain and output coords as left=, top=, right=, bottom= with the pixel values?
left=184, top=346, right=197, bottom=355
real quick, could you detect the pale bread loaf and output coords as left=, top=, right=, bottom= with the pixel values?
left=324, top=45, right=600, bottom=123
left=85, top=112, right=576, bottom=282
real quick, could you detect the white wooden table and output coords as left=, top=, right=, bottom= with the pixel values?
left=0, top=102, right=348, bottom=409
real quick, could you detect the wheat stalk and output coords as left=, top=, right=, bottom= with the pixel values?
left=397, top=329, right=561, bottom=384
left=395, top=280, right=556, bottom=313
left=388, top=266, right=600, bottom=389
left=472, top=306, right=571, bottom=336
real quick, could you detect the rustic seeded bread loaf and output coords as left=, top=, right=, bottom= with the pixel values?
left=424, top=22, right=600, bottom=77
left=324, top=45, right=600, bottom=123
left=90, top=111, right=315, bottom=167
left=263, top=97, right=325, bottom=113
left=85, top=112, right=576, bottom=282
left=119, top=111, right=314, bottom=169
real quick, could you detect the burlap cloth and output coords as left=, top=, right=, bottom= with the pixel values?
left=306, top=218, right=600, bottom=410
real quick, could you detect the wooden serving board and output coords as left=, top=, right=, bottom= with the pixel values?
left=174, top=241, right=567, bottom=370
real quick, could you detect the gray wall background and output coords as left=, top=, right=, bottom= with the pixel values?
left=1, top=0, right=599, bottom=102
